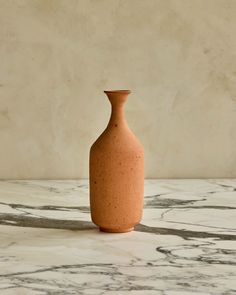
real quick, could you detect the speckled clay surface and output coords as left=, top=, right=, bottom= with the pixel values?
left=89, top=90, right=144, bottom=233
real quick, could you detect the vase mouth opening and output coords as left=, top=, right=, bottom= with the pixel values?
left=104, top=90, right=131, bottom=94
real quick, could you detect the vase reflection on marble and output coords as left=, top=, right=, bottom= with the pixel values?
left=89, top=90, right=144, bottom=233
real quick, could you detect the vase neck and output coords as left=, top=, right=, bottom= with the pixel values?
left=109, top=104, right=125, bottom=126
left=104, top=90, right=130, bottom=128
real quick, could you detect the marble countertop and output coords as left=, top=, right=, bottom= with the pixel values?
left=0, top=180, right=236, bottom=295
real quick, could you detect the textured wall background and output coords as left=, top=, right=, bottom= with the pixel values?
left=0, top=0, right=236, bottom=179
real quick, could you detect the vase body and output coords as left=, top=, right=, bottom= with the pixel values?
left=89, top=90, right=144, bottom=233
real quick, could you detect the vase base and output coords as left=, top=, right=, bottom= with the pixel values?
left=99, top=227, right=134, bottom=233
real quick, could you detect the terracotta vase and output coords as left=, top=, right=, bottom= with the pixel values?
left=89, top=90, right=144, bottom=233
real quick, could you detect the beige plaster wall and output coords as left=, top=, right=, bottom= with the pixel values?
left=0, top=0, right=236, bottom=179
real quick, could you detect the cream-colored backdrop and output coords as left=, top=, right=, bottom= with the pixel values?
left=0, top=0, right=236, bottom=179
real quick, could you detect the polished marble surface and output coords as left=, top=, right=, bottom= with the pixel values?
left=0, top=179, right=236, bottom=295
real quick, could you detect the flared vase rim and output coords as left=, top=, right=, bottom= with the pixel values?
left=104, top=90, right=131, bottom=94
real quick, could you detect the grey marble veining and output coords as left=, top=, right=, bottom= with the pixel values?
left=0, top=179, right=236, bottom=295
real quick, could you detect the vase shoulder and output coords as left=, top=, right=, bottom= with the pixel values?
left=90, top=126, right=143, bottom=154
